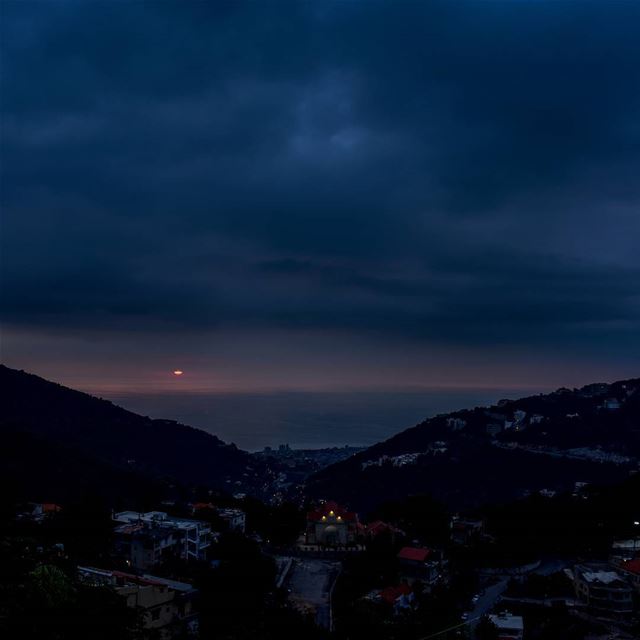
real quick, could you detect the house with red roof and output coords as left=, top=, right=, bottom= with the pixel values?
left=304, top=501, right=359, bottom=547
left=379, top=583, right=412, bottom=605
left=190, top=502, right=215, bottom=513
left=380, top=584, right=415, bottom=614
left=398, top=546, right=432, bottom=563
left=620, top=558, right=640, bottom=592
left=18, top=502, right=62, bottom=523
left=361, top=583, right=415, bottom=617
left=364, top=520, right=404, bottom=543
left=397, top=546, right=446, bottom=587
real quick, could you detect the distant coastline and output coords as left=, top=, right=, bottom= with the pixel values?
left=106, top=387, right=544, bottom=451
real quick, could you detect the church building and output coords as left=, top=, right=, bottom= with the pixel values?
left=305, top=501, right=359, bottom=547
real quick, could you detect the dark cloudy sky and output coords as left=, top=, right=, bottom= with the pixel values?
left=2, top=0, right=639, bottom=394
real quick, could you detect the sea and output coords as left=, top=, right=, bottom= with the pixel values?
left=107, top=387, right=544, bottom=452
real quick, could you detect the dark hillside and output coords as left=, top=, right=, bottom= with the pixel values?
left=307, top=378, right=640, bottom=512
left=0, top=365, right=252, bottom=493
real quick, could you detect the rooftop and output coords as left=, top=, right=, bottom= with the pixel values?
left=380, top=584, right=412, bottom=605
left=622, top=558, right=640, bottom=575
left=78, top=566, right=195, bottom=593
left=489, top=612, right=524, bottom=631
left=576, top=564, right=628, bottom=586
left=397, top=547, right=432, bottom=562
left=366, top=520, right=402, bottom=536
left=114, top=511, right=210, bottom=531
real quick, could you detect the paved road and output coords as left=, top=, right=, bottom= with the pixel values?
left=467, top=578, right=509, bottom=630
left=280, top=557, right=341, bottom=630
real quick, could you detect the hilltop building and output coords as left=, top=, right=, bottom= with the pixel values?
left=304, top=501, right=359, bottom=547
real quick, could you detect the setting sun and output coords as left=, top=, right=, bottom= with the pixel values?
left=172, top=370, right=184, bottom=376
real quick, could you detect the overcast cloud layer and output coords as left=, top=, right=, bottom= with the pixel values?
left=1, top=1, right=639, bottom=391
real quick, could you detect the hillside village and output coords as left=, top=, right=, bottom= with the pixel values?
left=6, top=478, right=640, bottom=639
left=307, top=379, right=640, bottom=511
left=1, top=368, right=640, bottom=639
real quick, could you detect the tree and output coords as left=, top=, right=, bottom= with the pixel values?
left=475, top=615, right=499, bottom=640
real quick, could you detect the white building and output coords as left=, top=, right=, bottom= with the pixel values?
left=570, top=563, right=634, bottom=618
left=488, top=612, right=524, bottom=640
left=114, top=511, right=213, bottom=562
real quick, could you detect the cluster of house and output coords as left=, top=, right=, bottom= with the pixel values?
left=360, top=443, right=449, bottom=471
left=302, top=501, right=451, bottom=619
left=112, top=507, right=246, bottom=570
left=567, top=536, right=640, bottom=620
left=448, top=410, right=545, bottom=437
left=113, top=511, right=215, bottom=570
left=360, top=546, right=449, bottom=616
left=493, top=440, right=637, bottom=468
left=78, top=566, right=199, bottom=640
left=578, top=383, right=613, bottom=398
left=574, top=381, right=635, bottom=410
left=76, top=506, right=247, bottom=639
left=450, top=382, right=636, bottom=442
left=485, top=408, right=544, bottom=438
